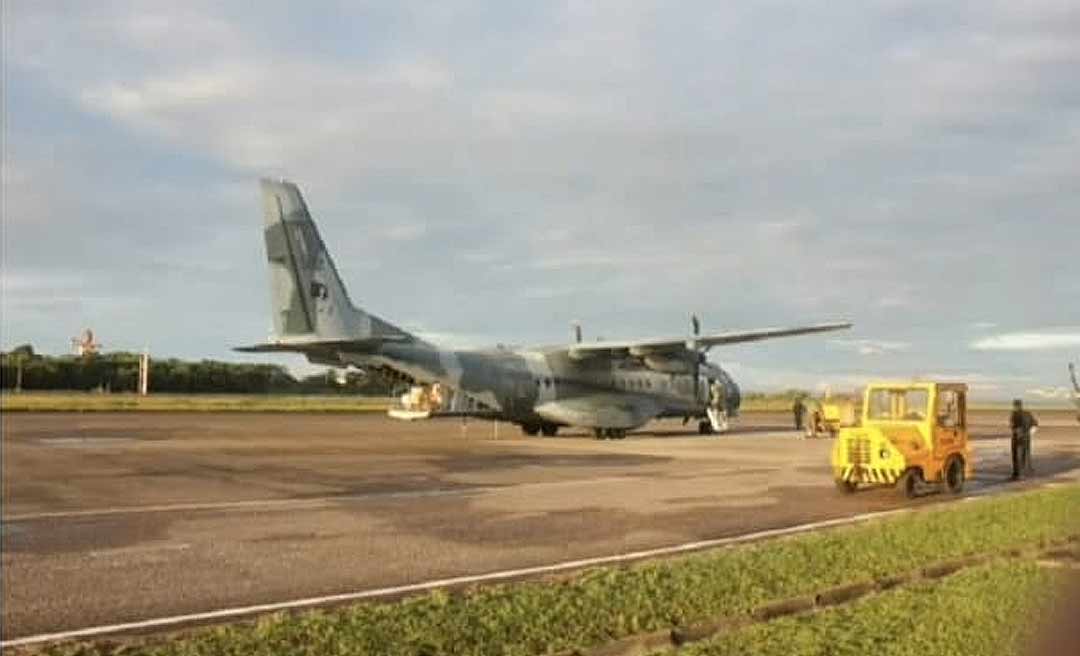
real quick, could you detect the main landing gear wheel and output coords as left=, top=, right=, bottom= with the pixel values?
left=698, top=420, right=714, bottom=435
left=944, top=457, right=965, bottom=494
left=540, top=423, right=559, bottom=437
left=594, top=428, right=627, bottom=440
left=521, top=423, right=540, bottom=436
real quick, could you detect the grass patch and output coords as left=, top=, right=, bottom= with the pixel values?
left=37, top=485, right=1079, bottom=656
left=0, top=392, right=390, bottom=413
left=678, top=561, right=1060, bottom=656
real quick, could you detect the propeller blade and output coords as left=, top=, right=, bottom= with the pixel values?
left=693, top=359, right=700, bottom=401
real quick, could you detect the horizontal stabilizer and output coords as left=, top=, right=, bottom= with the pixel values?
left=233, top=335, right=410, bottom=354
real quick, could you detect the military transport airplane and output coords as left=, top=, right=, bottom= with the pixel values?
left=236, top=179, right=852, bottom=438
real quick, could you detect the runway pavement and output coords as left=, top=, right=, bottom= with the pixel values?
left=2, top=410, right=1077, bottom=642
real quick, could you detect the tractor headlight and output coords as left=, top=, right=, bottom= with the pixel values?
left=879, top=448, right=890, bottom=459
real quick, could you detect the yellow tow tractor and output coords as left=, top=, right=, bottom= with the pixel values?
left=832, top=381, right=972, bottom=498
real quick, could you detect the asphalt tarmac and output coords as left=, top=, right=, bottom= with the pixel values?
left=2, top=410, right=1078, bottom=642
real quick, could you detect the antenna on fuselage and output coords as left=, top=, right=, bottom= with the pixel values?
left=572, top=321, right=582, bottom=344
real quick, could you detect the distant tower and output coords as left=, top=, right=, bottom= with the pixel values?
left=71, top=329, right=101, bottom=356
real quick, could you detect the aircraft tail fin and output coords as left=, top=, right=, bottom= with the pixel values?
left=257, top=179, right=412, bottom=345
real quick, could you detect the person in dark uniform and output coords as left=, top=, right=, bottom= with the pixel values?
left=792, top=396, right=805, bottom=430
left=1009, top=399, right=1038, bottom=480
left=1069, top=363, right=1079, bottom=424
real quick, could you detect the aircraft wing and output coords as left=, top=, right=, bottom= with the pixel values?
left=567, top=321, right=852, bottom=359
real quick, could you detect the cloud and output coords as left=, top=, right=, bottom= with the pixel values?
left=383, top=222, right=428, bottom=241
left=1025, top=386, right=1077, bottom=400
left=3, top=0, right=1079, bottom=397
left=830, top=339, right=911, bottom=356
left=970, top=330, right=1080, bottom=351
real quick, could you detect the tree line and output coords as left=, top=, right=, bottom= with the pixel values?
left=0, top=345, right=394, bottom=395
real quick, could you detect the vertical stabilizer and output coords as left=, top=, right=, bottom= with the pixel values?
left=260, top=179, right=410, bottom=343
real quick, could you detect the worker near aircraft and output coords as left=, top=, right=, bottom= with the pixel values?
left=792, top=396, right=806, bottom=431
left=1009, top=399, right=1039, bottom=480
left=1070, top=363, right=1079, bottom=423
left=708, top=378, right=728, bottom=432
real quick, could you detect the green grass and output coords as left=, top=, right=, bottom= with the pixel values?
left=37, top=485, right=1079, bottom=656
left=0, top=392, right=390, bottom=413
left=678, top=561, right=1059, bottom=656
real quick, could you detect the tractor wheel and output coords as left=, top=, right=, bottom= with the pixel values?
left=944, top=457, right=965, bottom=494
left=835, top=479, right=857, bottom=494
left=897, top=468, right=922, bottom=499
left=540, top=423, right=558, bottom=437
left=521, top=423, right=540, bottom=436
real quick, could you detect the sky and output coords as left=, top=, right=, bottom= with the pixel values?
left=2, top=1, right=1078, bottom=400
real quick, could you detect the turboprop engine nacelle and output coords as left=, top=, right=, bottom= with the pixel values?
left=642, top=355, right=694, bottom=374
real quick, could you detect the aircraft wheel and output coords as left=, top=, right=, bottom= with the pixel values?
left=521, top=423, right=540, bottom=436
left=593, top=428, right=606, bottom=440
left=944, top=457, right=965, bottom=494
left=540, top=424, right=558, bottom=437
left=698, top=420, right=713, bottom=435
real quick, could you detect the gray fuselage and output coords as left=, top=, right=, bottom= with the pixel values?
left=342, top=342, right=740, bottom=430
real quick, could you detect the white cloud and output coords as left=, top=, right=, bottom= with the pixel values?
left=971, top=330, right=1080, bottom=351
left=830, top=339, right=911, bottom=356
left=875, top=295, right=915, bottom=310
left=1025, top=386, right=1076, bottom=400
left=384, top=222, right=428, bottom=241
left=82, top=67, right=253, bottom=117
left=4, top=0, right=1079, bottom=391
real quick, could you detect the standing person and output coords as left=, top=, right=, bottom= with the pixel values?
left=707, top=378, right=728, bottom=433
left=1009, top=399, right=1039, bottom=480
left=792, top=396, right=805, bottom=431
left=1069, top=363, right=1079, bottom=424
